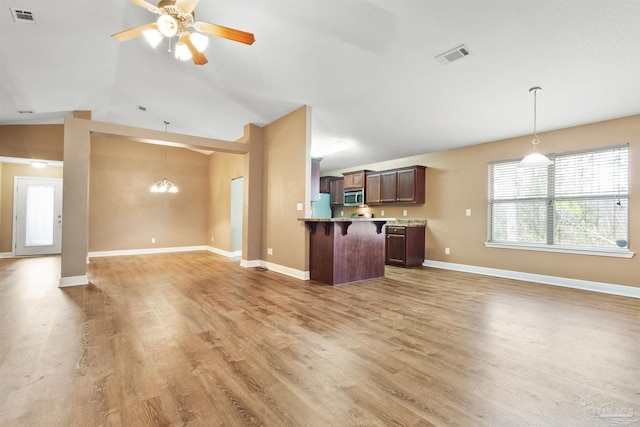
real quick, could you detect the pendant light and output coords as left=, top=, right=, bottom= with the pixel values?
left=519, top=86, right=553, bottom=168
left=150, top=122, right=179, bottom=194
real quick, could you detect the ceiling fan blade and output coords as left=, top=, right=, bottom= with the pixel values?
left=111, top=22, right=158, bottom=41
left=130, top=0, right=160, bottom=14
left=194, top=21, right=255, bottom=45
left=183, top=34, right=208, bottom=65
left=175, top=0, right=200, bottom=14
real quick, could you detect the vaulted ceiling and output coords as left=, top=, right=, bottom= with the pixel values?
left=2, top=1, right=640, bottom=171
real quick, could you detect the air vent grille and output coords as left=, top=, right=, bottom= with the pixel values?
left=435, top=44, right=471, bottom=65
left=11, top=8, right=37, bottom=24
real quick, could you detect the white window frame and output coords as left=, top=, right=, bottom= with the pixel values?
left=485, top=144, right=634, bottom=259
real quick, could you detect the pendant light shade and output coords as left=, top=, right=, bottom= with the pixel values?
left=143, top=29, right=163, bottom=48
left=519, top=87, right=553, bottom=168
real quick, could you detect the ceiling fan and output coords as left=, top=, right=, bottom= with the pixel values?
left=112, top=0, right=255, bottom=66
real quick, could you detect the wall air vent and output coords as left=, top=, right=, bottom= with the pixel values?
left=10, top=8, right=37, bottom=24
left=435, top=44, right=471, bottom=65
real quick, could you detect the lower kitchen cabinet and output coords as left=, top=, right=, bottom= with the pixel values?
left=385, top=225, right=425, bottom=267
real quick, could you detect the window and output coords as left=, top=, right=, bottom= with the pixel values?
left=488, top=145, right=629, bottom=253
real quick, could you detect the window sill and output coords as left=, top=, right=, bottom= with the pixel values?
left=484, top=242, right=635, bottom=259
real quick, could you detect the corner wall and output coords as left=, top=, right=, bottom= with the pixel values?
left=261, top=106, right=311, bottom=272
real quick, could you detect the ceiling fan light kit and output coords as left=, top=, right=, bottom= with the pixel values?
left=112, top=0, right=255, bottom=66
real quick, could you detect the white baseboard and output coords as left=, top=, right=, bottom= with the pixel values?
left=59, top=275, right=89, bottom=287
left=263, top=261, right=310, bottom=280
left=88, top=246, right=207, bottom=258
left=240, top=259, right=310, bottom=280
left=205, top=246, right=241, bottom=258
left=0, top=252, right=14, bottom=259
left=240, top=259, right=262, bottom=268
left=422, top=260, right=640, bottom=299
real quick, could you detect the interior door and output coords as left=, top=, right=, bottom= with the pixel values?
left=14, top=177, right=63, bottom=256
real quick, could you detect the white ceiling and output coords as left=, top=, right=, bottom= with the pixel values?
left=2, top=1, right=640, bottom=171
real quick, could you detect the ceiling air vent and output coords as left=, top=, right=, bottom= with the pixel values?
left=435, top=44, right=471, bottom=65
left=10, top=8, right=37, bottom=24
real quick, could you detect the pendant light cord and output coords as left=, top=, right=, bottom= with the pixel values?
left=531, top=87, right=541, bottom=150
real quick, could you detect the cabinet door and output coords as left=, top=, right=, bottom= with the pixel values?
left=343, top=171, right=365, bottom=189
left=385, top=234, right=406, bottom=264
left=397, top=167, right=425, bottom=203
left=365, top=173, right=381, bottom=204
left=380, top=171, right=398, bottom=203
left=330, top=178, right=344, bottom=206
left=319, top=176, right=336, bottom=193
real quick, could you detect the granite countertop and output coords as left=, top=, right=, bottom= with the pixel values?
left=385, top=218, right=427, bottom=227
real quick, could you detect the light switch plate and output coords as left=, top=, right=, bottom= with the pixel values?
left=296, top=203, right=303, bottom=211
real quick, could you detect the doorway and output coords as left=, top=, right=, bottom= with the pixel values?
left=14, top=177, right=63, bottom=256
left=230, top=177, right=243, bottom=256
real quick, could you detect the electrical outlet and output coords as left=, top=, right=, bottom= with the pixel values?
left=403, top=210, right=408, bottom=217
left=340, top=210, right=344, bottom=217
left=267, top=248, right=273, bottom=255
left=466, top=208, right=471, bottom=217
left=151, top=238, right=156, bottom=244
left=445, top=247, right=450, bottom=255
left=381, top=210, right=385, bottom=216
left=211, top=237, right=214, bottom=243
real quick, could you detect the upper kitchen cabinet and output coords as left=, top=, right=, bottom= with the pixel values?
left=329, top=177, right=344, bottom=206
left=343, top=170, right=372, bottom=190
left=319, top=176, right=338, bottom=194
left=397, top=166, right=426, bottom=203
left=366, top=166, right=426, bottom=205
left=365, top=172, right=380, bottom=204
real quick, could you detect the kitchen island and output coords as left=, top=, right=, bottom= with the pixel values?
left=300, top=218, right=394, bottom=285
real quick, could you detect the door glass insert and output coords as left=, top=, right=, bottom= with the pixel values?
left=25, top=184, right=55, bottom=247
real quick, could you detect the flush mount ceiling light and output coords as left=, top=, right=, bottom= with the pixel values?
left=519, top=86, right=553, bottom=168
left=30, top=161, right=47, bottom=168
left=111, top=0, right=255, bottom=66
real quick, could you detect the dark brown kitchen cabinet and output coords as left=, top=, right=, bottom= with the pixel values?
left=365, top=173, right=380, bottom=204
left=385, top=225, right=425, bottom=267
left=365, top=166, right=425, bottom=205
left=397, top=166, right=426, bottom=203
left=343, top=170, right=371, bottom=190
left=380, top=170, right=398, bottom=202
left=329, top=178, right=344, bottom=206
left=320, top=176, right=338, bottom=194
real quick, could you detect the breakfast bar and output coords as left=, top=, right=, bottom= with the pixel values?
left=300, top=218, right=393, bottom=285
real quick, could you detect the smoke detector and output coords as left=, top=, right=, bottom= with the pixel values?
left=435, top=44, right=471, bottom=65
left=10, top=8, right=37, bottom=24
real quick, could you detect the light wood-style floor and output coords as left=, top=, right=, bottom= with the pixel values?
left=1, top=252, right=639, bottom=426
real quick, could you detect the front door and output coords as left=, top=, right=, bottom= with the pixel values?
left=14, top=177, right=63, bottom=256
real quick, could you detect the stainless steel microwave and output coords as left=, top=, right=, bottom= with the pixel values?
left=344, top=189, right=364, bottom=206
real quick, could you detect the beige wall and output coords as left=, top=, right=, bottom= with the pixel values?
left=89, top=137, right=209, bottom=251
left=0, top=125, right=63, bottom=160
left=325, top=114, right=640, bottom=288
left=0, top=163, right=64, bottom=252
left=261, top=106, right=311, bottom=271
left=208, top=151, right=244, bottom=252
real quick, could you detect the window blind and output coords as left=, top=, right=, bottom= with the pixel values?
left=488, top=144, right=629, bottom=249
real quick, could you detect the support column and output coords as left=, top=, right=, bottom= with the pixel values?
left=60, top=117, right=91, bottom=286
